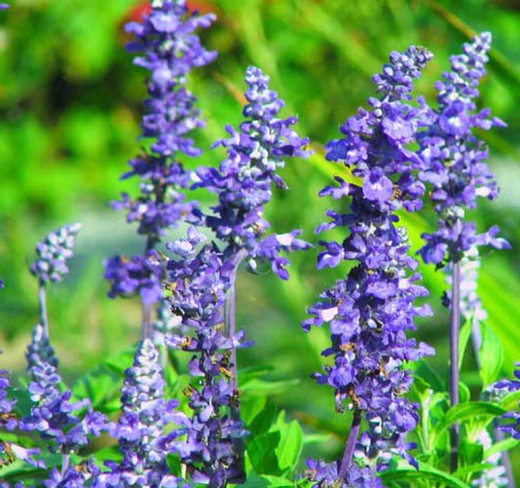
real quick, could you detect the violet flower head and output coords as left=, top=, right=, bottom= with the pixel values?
left=417, top=33, right=510, bottom=265
left=116, top=0, right=216, bottom=243
left=104, top=250, right=164, bottom=305
left=496, top=364, right=520, bottom=440
left=97, top=339, right=193, bottom=487
left=30, top=223, right=81, bottom=285
left=194, top=65, right=311, bottom=279
left=21, top=325, right=107, bottom=456
left=304, top=45, right=434, bottom=477
left=164, top=229, right=248, bottom=484
left=1, top=364, right=17, bottom=432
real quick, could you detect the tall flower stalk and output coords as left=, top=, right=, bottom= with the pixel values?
left=164, top=227, right=248, bottom=486
left=303, top=46, right=435, bottom=485
left=416, top=32, right=510, bottom=471
left=193, top=65, right=310, bottom=478
left=94, top=339, right=194, bottom=487
left=105, top=0, right=216, bottom=339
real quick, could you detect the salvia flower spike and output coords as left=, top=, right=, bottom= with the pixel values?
left=20, top=324, right=107, bottom=483
left=106, top=0, right=216, bottom=340
left=417, top=32, right=510, bottom=471
left=195, top=65, right=311, bottom=280
left=30, top=223, right=82, bottom=337
left=95, top=339, right=194, bottom=487
left=115, top=0, right=217, bottom=244
left=303, top=45, right=435, bottom=485
left=165, top=228, right=249, bottom=485
left=30, top=223, right=82, bottom=285
left=417, top=32, right=510, bottom=267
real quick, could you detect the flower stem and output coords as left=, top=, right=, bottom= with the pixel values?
left=38, top=282, right=49, bottom=338
left=224, top=264, right=245, bottom=484
left=450, top=261, right=461, bottom=472
left=339, top=409, right=362, bottom=479
left=142, top=300, right=153, bottom=340
left=61, top=454, right=70, bottom=477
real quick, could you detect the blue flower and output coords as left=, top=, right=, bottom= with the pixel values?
left=304, top=45, right=434, bottom=478
left=417, top=33, right=510, bottom=265
left=30, top=223, right=81, bottom=285
left=194, top=65, right=311, bottom=280
left=95, top=339, right=194, bottom=487
left=114, top=0, right=216, bottom=243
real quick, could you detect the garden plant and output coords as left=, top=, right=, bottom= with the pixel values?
left=1, top=0, right=519, bottom=487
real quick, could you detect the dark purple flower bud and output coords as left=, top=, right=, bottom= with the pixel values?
left=30, top=223, right=81, bottom=284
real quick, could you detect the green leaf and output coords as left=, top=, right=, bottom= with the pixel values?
left=260, top=475, right=296, bottom=487
left=242, top=394, right=268, bottom=426
left=275, top=416, right=303, bottom=472
left=459, top=382, right=471, bottom=404
left=413, top=358, right=445, bottom=392
left=458, top=317, right=472, bottom=370
left=453, top=463, right=494, bottom=480
left=445, top=402, right=506, bottom=427
left=478, top=322, right=504, bottom=387
left=484, top=437, right=520, bottom=459
left=249, top=402, right=279, bottom=437
left=239, top=475, right=269, bottom=488
left=458, top=438, right=483, bottom=466
left=380, top=461, right=471, bottom=488
left=247, top=431, right=281, bottom=475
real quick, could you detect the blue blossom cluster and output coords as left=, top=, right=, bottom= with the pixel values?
left=95, top=339, right=193, bottom=487
left=496, top=364, right=520, bottom=440
left=165, top=228, right=248, bottom=485
left=194, top=66, right=311, bottom=279
left=1, top=361, right=43, bottom=472
left=1, top=362, right=17, bottom=433
left=30, top=223, right=82, bottom=285
left=115, top=0, right=217, bottom=244
left=303, top=46, right=435, bottom=484
left=104, top=250, right=164, bottom=306
left=20, top=324, right=107, bottom=484
left=416, top=33, right=509, bottom=266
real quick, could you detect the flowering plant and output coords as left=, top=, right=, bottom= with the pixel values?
left=1, top=1, right=519, bottom=487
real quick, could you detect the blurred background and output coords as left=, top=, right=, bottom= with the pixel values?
left=0, top=0, right=519, bottom=478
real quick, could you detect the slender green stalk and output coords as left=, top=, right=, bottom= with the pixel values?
left=449, top=261, right=461, bottom=472
left=38, top=282, right=49, bottom=338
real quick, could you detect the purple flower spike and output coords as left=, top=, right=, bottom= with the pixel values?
left=304, top=45, right=434, bottom=479
left=21, top=325, right=108, bottom=457
left=194, top=65, right=312, bottom=278
left=164, top=229, right=249, bottom=484
left=417, top=33, right=509, bottom=265
left=1, top=365, right=17, bottom=433
left=114, top=0, right=216, bottom=244
left=95, top=339, right=194, bottom=487
left=496, top=364, right=520, bottom=440
left=30, top=223, right=81, bottom=285
left=104, top=251, right=164, bottom=305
